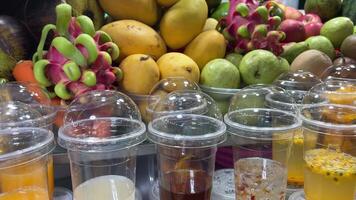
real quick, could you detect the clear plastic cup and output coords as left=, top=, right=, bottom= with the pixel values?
left=300, top=104, right=356, bottom=200
left=0, top=127, right=55, bottom=200
left=225, top=86, right=302, bottom=200
left=147, top=90, right=226, bottom=200
left=58, top=116, right=145, bottom=200
left=274, top=71, right=322, bottom=92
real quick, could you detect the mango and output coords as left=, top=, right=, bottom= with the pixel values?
left=160, top=0, right=208, bottom=49
left=101, top=20, right=167, bottom=60
left=120, top=54, right=160, bottom=95
left=203, top=18, right=219, bottom=32
left=184, top=30, right=226, bottom=70
left=157, top=53, right=200, bottom=83
left=157, top=0, right=179, bottom=7
left=98, top=0, right=159, bottom=26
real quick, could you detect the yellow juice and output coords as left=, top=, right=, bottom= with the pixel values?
left=0, top=158, right=50, bottom=200
left=0, top=187, right=49, bottom=200
left=304, top=149, right=356, bottom=200
left=47, top=156, right=54, bottom=199
left=286, top=131, right=304, bottom=186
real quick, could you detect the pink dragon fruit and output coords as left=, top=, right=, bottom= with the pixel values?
left=221, top=0, right=286, bottom=55
left=33, top=4, right=121, bottom=100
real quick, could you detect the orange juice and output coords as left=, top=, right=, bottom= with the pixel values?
left=326, top=84, right=356, bottom=106
left=0, top=157, right=50, bottom=200
left=47, top=156, right=54, bottom=199
left=0, top=187, right=48, bottom=200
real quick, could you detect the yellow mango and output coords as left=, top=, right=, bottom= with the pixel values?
left=98, top=0, right=159, bottom=26
left=160, top=0, right=208, bottom=49
left=184, top=30, right=226, bottom=70
left=101, top=20, right=167, bottom=60
left=157, top=53, right=200, bottom=83
left=157, top=0, right=179, bottom=7
left=203, top=18, right=219, bottom=32
left=120, top=54, right=160, bottom=95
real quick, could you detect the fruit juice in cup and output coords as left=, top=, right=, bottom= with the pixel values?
left=147, top=90, right=226, bottom=200
left=301, top=104, right=356, bottom=200
left=225, top=108, right=301, bottom=200
left=265, top=90, right=325, bottom=187
left=0, top=100, right=57, bottom=199
left=58, top=117, right=146, bottom=200
left=0, top=127, right=55, bottom=200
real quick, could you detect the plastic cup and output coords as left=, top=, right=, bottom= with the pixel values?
left=0, top=127, right=55, bottom=200
left=225, top=108, right=301, bottom=200
left=300, top=104, right=356, bottom=200
left=58, top=117, right=146, bottom=200
left=148, top=114, right=226, bottom=200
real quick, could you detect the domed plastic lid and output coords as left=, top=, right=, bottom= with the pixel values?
left=303, top=80, right=356, bottom=106
left=228, top=85, right=298, bottom=113
left=0, top=127, right=55, bottom=169
left=146, top=77, right=200, bottom=121
left=64, top=90, right=142, bottom=124
left=0, top=82, right=57, bottom=128
left=147, top=90, right=226, bottom=148
left=321, top=62, right=356, bottom=82
left=273, top=70, right=322, bottom=91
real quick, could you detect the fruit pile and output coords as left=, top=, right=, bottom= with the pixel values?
left=0, top=0, right=355, bottom=103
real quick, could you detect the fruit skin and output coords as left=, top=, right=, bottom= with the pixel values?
left=157, top=0, right=179, bottom=7
left=120, top=54, right=160, bottom=95
left=200, top=59, right=240, bottom=88
left=284, top=6, right=303, bottom=20
left=0, top=49, right=17, bottom=79
left=340, top=35, right=356, bottom=61
left=279, top=19, right=306, bottom=43
left=225, top=53, right=243, bottom=69
left=203, top=18, right=218, bottom=32
left=305, top=36, right=335, bottom=60
left=299, top=14, right=323, bottom=38
left=342, top=0, right=356, bottom=24
left=211, top=2, right=229, bottom=21
left=101, top=20, right=167, bottom=60
left=160, top=0, right=208, bottom=49
left=305, top=0, right=342, bottom=22
left=291, top=50, right=332, bottom=77
left=157, top=53, right=200, bottom=83
left=184, top=30, right=226, bottom=70
left=354, top=26, right=356, bottom=33
left=281, top=42, right=309, bottom=64
left=98, top=0, right=159, bottom=26
left=320, top=17, right=354, bottom=48
left=239, top=50, right=290, bottom=85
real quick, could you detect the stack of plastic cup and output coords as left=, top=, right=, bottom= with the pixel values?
left=0, top=127, right=55, bottom=200
left=0, top=82, right=58, bottom=199
left=300, top=104, right=356, bottom=200
left=147, top=90, right=226, bottom=200
left=225, top=85, right=302, bottom=200
left=59, top=90, right=146, bottom=200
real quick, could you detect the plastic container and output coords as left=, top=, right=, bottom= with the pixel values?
left=200, top=84, right=239, bottom=115
left=0, top=127, right=55, bottom=200
left=0, top=82, right=57, bottom=130
left=321, top=62, right=356, bottom=82
left=300, top=104, right=356, bottom=200
left=147, top=90, right=226, bottom=200
left=54, top=187, right=73, bottom=200
left=288, top=190, right=305, bottom=200
left=59, top=91, right=146, bottom=200
left=274, top=70, right=322, bottom=92
left=281, top=0, right=299, bottom=8
left=212, top=169, right=235, bottom=200
left=304, top=80, right=356, bottom=106
left=225, top=86, right=302, bottom=200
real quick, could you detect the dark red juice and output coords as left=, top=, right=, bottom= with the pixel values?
left=159, top=169, right=212, bottom=200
